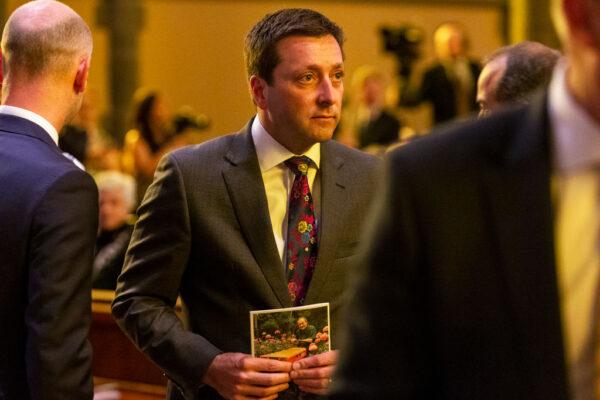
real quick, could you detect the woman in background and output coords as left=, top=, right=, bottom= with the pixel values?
left=122, top=89, right=188, bottom=201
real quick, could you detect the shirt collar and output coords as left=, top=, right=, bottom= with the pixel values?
left=251, top=115, right=321, bottom=172
left=549, top=61, right=600, bottom=172
left=0, top=105, right=59, bottom=145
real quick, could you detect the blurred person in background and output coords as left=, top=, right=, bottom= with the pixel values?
left=477, top=41, right=561, bottom=117
left=93, top=171, right=136, bottom=290
left=344, top=65, right=401, bottom=154
left=60, top=89, right=120, bottom=171
left=400, top=21, right=481, bottom=125
left=121, top=89, right=189, bottom=202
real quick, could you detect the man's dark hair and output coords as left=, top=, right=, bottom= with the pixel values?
left=244, top=8, right=344, bottom=84
left=486, top=41, right=560, bottom=104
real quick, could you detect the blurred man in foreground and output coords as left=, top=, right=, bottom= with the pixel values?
left=332, top=0, right=600, bottom=398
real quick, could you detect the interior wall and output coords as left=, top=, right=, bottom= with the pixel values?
left=5, top=0, right=504, bottom=137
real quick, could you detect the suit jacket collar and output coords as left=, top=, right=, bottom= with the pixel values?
left=0, top=113, right=58, bottom=148
left=482, top=93, right=569, bottom=397
left=222, top=120, right=351, bottom=307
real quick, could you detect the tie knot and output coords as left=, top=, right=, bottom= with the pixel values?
left=285, top=156, right=312, bottom=176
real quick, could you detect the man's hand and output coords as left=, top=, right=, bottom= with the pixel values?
left=290, top=350, right=338, bottom=395
left=202, top=352, right=292, bottom=400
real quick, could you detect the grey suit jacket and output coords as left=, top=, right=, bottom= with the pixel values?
left=112, top=120, right=380, bottom=399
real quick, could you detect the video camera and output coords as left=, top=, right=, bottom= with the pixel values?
left=172, top=106, right=210, bottom=135
left=380, top=25, right=424, bottom=77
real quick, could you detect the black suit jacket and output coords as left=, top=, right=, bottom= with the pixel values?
left=331, top=95, right=570, bottom=399
left=0, top=114, right=98, bottom=399
left=402, top=60, right=481, bottom=124
left=358, top=110, right=401, bottom=149
left=112, top=121, right=381, bottom=399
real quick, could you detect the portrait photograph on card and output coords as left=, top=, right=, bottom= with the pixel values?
left=250, top=302, right=331, bottom=361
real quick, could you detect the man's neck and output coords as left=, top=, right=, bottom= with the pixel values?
left=3, top=90, right=65, bottom=133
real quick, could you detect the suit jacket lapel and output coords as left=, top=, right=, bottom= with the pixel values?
left=304, top=141, right=347, bottom=304
left=481, top=94, right=568, bottom=397
left=221, top=122, right=291, bottom=307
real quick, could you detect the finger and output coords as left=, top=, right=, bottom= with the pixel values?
left=292, top=350, right=338, bottom=370
left=239, top=370, right=291, bottom=386
left=234, top=382, right=290, bottom=397
left=242, top=356, right=293, bottom=372
left=297, top=383, right=329, bottom=396
left=294, top=377, right=330, bottom=389
left=290, top=365, right=334, bottom=380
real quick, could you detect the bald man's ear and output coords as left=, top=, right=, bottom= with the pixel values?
left=250, top=75, right=268, bottom=110
left=73, top=57, right=90, bottom=94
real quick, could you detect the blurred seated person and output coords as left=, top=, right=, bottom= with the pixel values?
left=59, top=90, right=120, bottom=171
left=350, top=66, right=401, bottom=152
left=93, top=171, right=136, bottom=290
left=122, top=89, right=190, bottom=201
left=477, top=41, right=561, bottom=117
left=400, top=21, right=481, bottom=125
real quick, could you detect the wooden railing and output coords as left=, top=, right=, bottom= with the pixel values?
left=91, top=289, right=183, bottom=399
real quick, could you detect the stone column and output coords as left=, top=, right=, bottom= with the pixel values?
left=97, top=0, right=145, bottom=144
left=510, top=0, right=559, bottom=47
left=0, top=0, right=6, bottom=29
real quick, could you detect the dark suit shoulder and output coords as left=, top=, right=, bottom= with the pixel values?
left=0, top=130, right=94, bottom=199
left=389, top=103, right=535, bottom=174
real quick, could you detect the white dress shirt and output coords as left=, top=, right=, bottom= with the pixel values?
left=550, top=61, right=600, bottom=400
left=0, top=105, right=59, bottom=145
left=251, top=116, right=321, bottom=263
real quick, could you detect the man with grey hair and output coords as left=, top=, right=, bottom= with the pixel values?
left=0, top=1, right=96, bottom=399
left=93, top=171, right=136, bottom=290
left=332, top=0, right=600, bottom=398
left=477, top=41, right=561, bottom=116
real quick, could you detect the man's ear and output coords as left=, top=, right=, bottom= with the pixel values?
left=250, top=75, right=268, bottom=110
left=73, top=57, right=90, bottom=94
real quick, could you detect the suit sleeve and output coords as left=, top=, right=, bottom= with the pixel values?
left=112, top=154, right=221, bottom=399
left=330, top=154, right=433, bottom=399
left=26, top=170, right=98, bottom=400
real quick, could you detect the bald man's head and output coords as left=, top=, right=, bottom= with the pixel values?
left=1, top=0, right=92, bottom=78
left=477, top=41, right=560, bottom=116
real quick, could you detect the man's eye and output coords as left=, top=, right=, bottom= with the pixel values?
left=333, top=71, right=344, bottom=81
left=300, top=73, right=315, bottom=82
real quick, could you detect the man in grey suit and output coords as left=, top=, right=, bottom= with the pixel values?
left=112, top=8, right=379, bottom=400
left=0, top=1, right=96, bottom=399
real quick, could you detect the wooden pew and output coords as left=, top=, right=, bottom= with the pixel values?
left=91, top=290, right=183, bottom=399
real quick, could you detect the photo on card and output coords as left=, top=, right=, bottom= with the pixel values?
left=250, top=302, right=330, bottom=361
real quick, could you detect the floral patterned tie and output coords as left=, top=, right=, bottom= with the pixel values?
left=284, top=156, right=318, bottom=306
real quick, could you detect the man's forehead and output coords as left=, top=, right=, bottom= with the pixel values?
left=275, top=34, right=343, bottom=65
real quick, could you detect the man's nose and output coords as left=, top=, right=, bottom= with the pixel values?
left=317, top=77, right=337, bottom=106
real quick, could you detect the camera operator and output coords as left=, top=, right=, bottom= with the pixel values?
left=398, top=22, right=481, bottom=126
